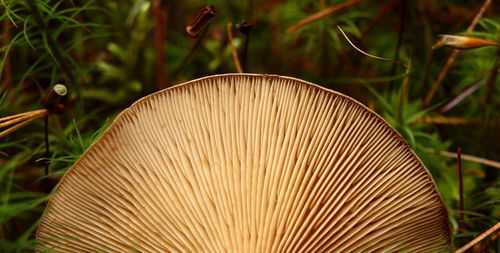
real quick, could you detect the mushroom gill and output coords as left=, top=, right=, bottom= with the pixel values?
left=37, top=74, right=450, bottom=252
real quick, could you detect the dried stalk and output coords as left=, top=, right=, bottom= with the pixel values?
left=227, top=24, right=243, bottom=73
left=457, top=147, right=465, bottom=226
left=455, top=221, right=500, bottom=253
left=152, top=0, right=168, bottom=90
left=414, top=116, right=478, bottom=125
left=426, top=148, right=500, bottom=169
left=0, top=109, right=49, bottom=138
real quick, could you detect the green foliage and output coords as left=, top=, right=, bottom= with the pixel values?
left=0, top=0, right=499, bottom=251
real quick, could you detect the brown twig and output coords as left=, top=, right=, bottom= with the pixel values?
left=286, top=0, right=365, bottom=33
left=423, top=0, right=492, bottom=108
left=426, top=148, right=500, bottom=169
left=455, top=221, right=500, bottom=253
left=227, top=23, right=243, bottom=73
left=414, top=116, right=478, bottom=125
left=457, top=147, right=465, bottom=227
left=152, top=0, right=168, bottom=90
left=472, top=231, right=499, bottom=253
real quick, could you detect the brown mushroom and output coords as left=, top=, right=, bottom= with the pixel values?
left=37, top=74, right=450, bottom=252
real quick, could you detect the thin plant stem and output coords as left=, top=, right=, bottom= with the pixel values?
left=152, top=0, right=168, bottom=90
left=242, top=33, right=250, bottom=72
left=440, top=79, right=486, bottom=114
left=426, top=148, right=500, bottom=169
left=455, top=221, right=500, bottom=253
left=457, top=147, right=465, bottom=227
left=175, top=29, right=208, bottom=77
left=414, top=116, right=478, bottom=125
left=227, top=24, right=243, bottom=73
left=44, top=115, right=49, bottom=175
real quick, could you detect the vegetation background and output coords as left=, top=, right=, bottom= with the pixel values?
left=0, top=0, right=499, bottom=252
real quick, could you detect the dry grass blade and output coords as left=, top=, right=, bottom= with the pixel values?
left=455, top=221, right=500, bottom=253
left=286, top=0, right=365, bottom=33
left=227, top=23, right=243, bottom=73
left=426, top=148, right=500, bottom=169
left=337, top=26, right=407, bottom=68
left=0, top=109, right=47, bottom=123
left=457, top=147, right=464, bottom=226
left=440, top=79, right=486, bottom=113
left=414, top=116, right=478, bottom=125
left=0, top=109, right=48, bottom=138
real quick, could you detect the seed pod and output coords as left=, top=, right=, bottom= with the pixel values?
left=433, top=35, right=499, bottom=50
left=186, top=6, right=216, bottom=38
left=236, top=20, right=252, bottom=35
left=42, top=84, right=67, bottom=114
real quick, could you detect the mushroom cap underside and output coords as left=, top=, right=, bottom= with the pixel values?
left=37, top=74, right=450, bottom=252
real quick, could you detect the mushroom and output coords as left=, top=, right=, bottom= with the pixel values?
left=37, top=74, right=450, bottom=252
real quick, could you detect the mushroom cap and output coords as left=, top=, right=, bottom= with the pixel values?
left=37, top=74, right=450, bottom=252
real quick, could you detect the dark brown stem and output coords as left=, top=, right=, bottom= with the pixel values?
left=44, top=115, right=50, bottom=176
left=175, top=29, right=208, bottom=77
left=152, top=0, right=168, bottom=90
left=242, top=34, right=250, bottom=72
left=457, top=147, right=465, bottom=227
left=175, top=6, right=216, bottom=77
left=237, top=20, right=252, bottom=72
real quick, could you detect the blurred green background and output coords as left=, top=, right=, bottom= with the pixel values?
left=1, top=0, right=499, bottom=251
